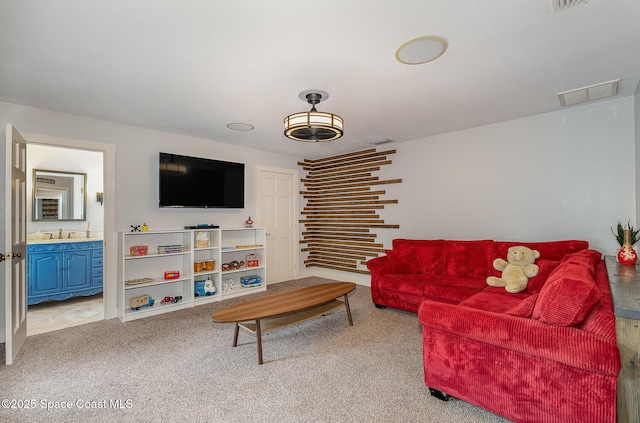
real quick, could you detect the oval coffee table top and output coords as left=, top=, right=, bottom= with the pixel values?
left=212, top=282, right=356, bottom=323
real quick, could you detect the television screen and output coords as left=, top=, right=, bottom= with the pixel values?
left=159, top=152, right=245, bottom=208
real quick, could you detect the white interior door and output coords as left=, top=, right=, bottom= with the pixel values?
left=257, top=167, right=298, bottom=283
left=4, top=124, right=28, bottom=365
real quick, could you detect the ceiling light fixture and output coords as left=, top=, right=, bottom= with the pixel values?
left=395, top=35, right=448, bottom=65
left=284, top=90, right=344, bottom=142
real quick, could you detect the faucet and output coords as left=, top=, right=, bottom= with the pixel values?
left=58, top=229, right=63, bottom=239
left=67, top=232, right=74, bottom=239
left=48, top=233, right=53, bottom=240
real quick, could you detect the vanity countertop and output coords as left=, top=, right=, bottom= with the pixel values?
left=27, top=237, right=102, bottom=244
left=27, top=237, right=103, bottom=244
left=27, top=232, right=104, bottom=244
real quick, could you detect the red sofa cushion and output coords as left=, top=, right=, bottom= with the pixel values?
left=526, top=258, right=561, bottom=294
left=384, top=250, right=414, bottom=274
left=422, top=276, right=487, bottom=304
left=505, top=294, right=538, bottom=317
left=390, top=239, right=446, bottom=274
left=377, top=274, right=430, bottom=297
left=493, top=240, right=589, bottom=263
left=560, top=249, right=602, bottom=277
left=415, top=240, right=446, bottom=274
left=532, top=262, right=602, bottom=326
left=444, top=240, right=494, bottom=279
left=458, top=289, right=528, bottom=314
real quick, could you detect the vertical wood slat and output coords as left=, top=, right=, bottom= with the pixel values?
left=299, top=148, right=400, bottom=274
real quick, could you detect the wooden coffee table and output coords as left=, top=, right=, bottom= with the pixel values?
left=212, top=282, right=356, bottom=364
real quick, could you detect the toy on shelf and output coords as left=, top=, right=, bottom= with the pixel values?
left=164, top=270, right=180, bottom=280
left=130, top=245, right=148, bottom=256
left=245, top=217, right=253, bottom=228
left=125, top=277, right=154, bottom=286
left=129, top=294, right=154, bottom=311
left=141, top=223, right=149, bottom=232
left=131, top=224, right=141, bottom=232
left=221, top=260, right=244, bottom=272
left=240, top=275, right=261, bottom=288
left=223, top=278, right=234, bottom=292
left=246, top=254, right=259, bottom=267
left=195, top=278, right=217, bottom=297
left=158, top=244, right=184, bottom=254
left=195, top=231, right=210, bottom=248
left=161, top=296, right=183, bottom=304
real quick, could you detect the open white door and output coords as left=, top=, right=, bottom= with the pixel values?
left=3, top=124, right=27, bottom=365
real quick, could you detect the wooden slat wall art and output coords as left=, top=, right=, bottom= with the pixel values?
left=298, top=148, right=401, bottom=274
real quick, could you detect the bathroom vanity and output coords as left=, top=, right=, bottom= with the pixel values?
left=27, top=239, right=103, bottom=305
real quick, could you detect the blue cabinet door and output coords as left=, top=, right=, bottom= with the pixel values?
left=63, top=250, right=92, bottom=290
left=27, top=241, right=104, bottom=304
left=29, top=252, right=64, bottom=298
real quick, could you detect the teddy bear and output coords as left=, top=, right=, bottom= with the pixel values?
left=486, top=245, right=540, bottom=293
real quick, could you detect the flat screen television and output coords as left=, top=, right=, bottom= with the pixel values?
left=159, top=152, right=245, bottom=208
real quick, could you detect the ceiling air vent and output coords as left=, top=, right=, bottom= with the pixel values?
left=550, top=0, right=589, bottom=13
left=557, top=79, right=619, bottom=107
left=370, top=139, right=395, bottom=146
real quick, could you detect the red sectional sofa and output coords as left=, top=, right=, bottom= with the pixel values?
left=366, top=239, right=620, bottom=423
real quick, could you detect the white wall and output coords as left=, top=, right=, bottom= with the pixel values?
left=372, top=96, right=635, bottom=256
left=1, top=95, right=637, bottom=334
left=0, top=101, right=302, bottom=338
left=0, top=101, right=301, bottom=231
left=27, top=145, right=104, bottom=234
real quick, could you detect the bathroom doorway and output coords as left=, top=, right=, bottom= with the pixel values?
left=26, top=144, right=105, bottom=335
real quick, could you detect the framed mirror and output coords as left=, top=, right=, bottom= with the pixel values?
left=32, top=169, right=87, bottom=221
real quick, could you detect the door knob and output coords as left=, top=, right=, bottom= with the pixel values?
left=12, top=252, right=23, bottom=258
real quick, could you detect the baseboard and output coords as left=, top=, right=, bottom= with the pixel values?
left=309, top=268, right=371, bottom=287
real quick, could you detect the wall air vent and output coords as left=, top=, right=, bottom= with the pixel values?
left=550, top=0, right=589, bottom=14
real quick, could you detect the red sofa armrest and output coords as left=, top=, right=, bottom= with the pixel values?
left=418, top=300, right=620, bottom=376
left=366, top=255, right=391, bottom=275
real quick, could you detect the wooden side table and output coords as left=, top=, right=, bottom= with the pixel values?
left=605, top=256, right=640, bottom=423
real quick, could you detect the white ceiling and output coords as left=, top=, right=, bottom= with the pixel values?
left=1, top=1, right=639, bottom=159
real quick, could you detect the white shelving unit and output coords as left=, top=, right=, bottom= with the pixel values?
left=193, top=229, right=221, bottom=306
left=219, top=227, right=267, bottom=299
left=119, top=227, right=266, bottom=322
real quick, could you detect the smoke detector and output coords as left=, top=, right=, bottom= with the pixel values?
left=550, top=0, right=589, bottom=13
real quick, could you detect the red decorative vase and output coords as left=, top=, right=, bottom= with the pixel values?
left=617, top=229, right=638, bottom=265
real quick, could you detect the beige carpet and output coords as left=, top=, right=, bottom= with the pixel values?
left=0, top=277, right=511, bottom=423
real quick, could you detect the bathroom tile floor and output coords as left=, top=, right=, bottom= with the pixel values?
left=27, top=294, right=104, bottom=336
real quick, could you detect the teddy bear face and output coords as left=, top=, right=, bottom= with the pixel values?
left=506, top=246, right=540, bottom=266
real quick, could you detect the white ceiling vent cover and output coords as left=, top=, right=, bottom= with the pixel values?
left=557, top=79, right=619, bottom=107
left=550, top=0, right=589, bottom=13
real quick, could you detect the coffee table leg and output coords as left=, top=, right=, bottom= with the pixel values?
left=256, top=319, right=263, bottom=365
left=233, top=322, right=240, bottom=347
left=343, top=294, right=353, bottom=326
